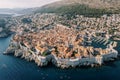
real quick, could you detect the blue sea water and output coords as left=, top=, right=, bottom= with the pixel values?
left=0, top=36, right=120, bottom=80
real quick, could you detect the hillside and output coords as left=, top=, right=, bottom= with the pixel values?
left=35, top=0, right=120, bottom=17
left=41, top=0, right=120, bottom=9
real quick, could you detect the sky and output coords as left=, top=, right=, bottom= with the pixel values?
left=0, top=0, right=60, bottom=8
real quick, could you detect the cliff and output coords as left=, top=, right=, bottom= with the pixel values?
left=4, top=34, right=118, bottom=69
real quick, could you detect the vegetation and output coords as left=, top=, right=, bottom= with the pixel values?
left=0, top=19, right=6, bottom=27
left=41, top=50, right=51, bottom=56
left=21, top=18, right=32, bottom=24
left=24, top=28, right=30, bottom=32
left=36, top=4, right=120, bottom=18
left=109, top=29, right=116, bottom=34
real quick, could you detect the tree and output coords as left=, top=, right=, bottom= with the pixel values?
left=21, top=18, right=32, bottom=24
left=0, top=19, right=6, bottom=27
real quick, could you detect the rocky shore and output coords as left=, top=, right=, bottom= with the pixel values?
left=2, top=13, right=120, bottom=69
left=0, top=31, right=14, bottom=38
left=4, top=37, right=118, bottom=69
left=0, top=32, right=9, bottom=38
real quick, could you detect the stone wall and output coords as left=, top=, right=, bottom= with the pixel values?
left=102, top=49, right=118, bottom=61
left=4, top=40, right=118, bottom=68
left=52, top=54, right=103, bottom=68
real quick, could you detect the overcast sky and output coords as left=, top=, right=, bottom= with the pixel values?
left=0, top=0, right=60, bottom=8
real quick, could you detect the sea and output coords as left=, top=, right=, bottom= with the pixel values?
left=0, top=35, right=120, bottom=80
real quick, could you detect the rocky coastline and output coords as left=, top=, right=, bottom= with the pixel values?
left=0, top=31, right=14, bottom=38
left=4, top=37, right=118, bottom=69
left=2, top=13, right=120, bottom=69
